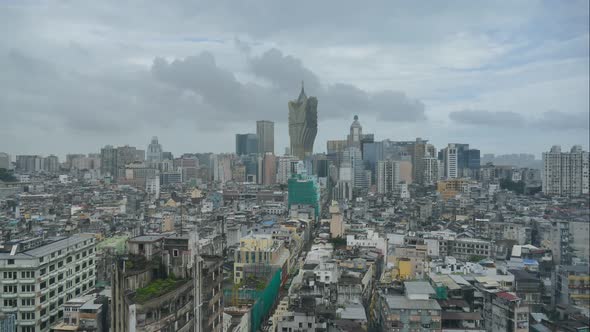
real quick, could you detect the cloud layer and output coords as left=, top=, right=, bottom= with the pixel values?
left=0, top=0, right=588, bottom=157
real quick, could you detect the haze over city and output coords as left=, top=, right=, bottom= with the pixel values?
left=0, top=2, right=590, bottom=332
left=1, top=1, right=588, bottom=158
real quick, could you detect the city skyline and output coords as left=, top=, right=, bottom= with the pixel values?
left=0, top=1, right=588, bottom=157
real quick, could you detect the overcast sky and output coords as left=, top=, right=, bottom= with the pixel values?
left=1, top=1, right=588, bottom=159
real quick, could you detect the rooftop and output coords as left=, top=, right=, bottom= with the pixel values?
left=384, top=295, right=441, bottom=311
left=404, top=281, right=435, bottom=295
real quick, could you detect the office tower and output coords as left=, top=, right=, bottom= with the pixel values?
left=256, top=120, right=275, bottom=154
left=288, top=83, right=318, bottom=160
left=146, top=136, right=163, bottom=162
left=100, top=145, right=118, bottom=177
left=376, top=160, right=400, bottom=194
left=363, top=141, right=384, bottom=183
left=342, top=146, right=366, bottom=190
left=347, top=115, right=363, bottom=148
left=262, top=153, right=277, bottom=185
left=43, top=155, right=59, bottom=173
left=235, top=133, right=258, bottom=156
left=240, top=154, right=259, bottom=183
left=542, top=145, right=590, bottom=197
left=311, top=154, right=329, bottom=178
left=327, top=139, right=347, bottom=167
left=0, top=235, right=96, bottom=332
left=0, top=152, right=10, bottom=169
left=412, top=138, right=428, bottom=184
left=16, top=155, right=43, bottom=173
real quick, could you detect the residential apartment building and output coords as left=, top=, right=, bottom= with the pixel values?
left=0, top=235, right=96, bottom=332
left=376, top=282, right=442, bottom=331
left=376, top=160, right=400, bottom=195
left=542, top=145, right=590, bottom=197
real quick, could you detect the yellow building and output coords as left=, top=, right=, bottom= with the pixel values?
left=233, top=234, right=289, bottom=284
left=437, top=178, right=472, bottom=201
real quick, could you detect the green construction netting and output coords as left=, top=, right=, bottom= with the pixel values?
left=250, top=269, right=282, bottom=332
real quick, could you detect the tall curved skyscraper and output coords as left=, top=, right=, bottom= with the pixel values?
left=289, top=82, right=318, bottom=160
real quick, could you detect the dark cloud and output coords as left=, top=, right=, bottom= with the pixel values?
left=249, top=48, right=426, bottom=122
left=534, top=111, right=590, bottom=130
left=449, top=109, right=525, bottom=127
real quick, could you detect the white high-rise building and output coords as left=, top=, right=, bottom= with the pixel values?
left=146, top=136, right=163, bottom=163
left=0, top=235, right=96, bottom=332
left=423, top=155, right=439, bottom=185
left=542, top=145, right=589, bottom=197
left=277, top=155, right=298, bottom=184
left=442, top=144, right=459, bottom=179
left=146, top=175, right=160, bottom=199
left=376, top=160, right=400, bottom=194
left=212, top=154, right=232, bottom=185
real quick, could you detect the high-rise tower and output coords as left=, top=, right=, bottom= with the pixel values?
left=147, top=136, right=163, bottom=162
left=288, top=82, right=318, bottom=160
left=347, top=115, right=362, bottom=149
left=256, top=121, right=275, bottom=154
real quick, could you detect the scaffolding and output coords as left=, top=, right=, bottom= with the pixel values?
left=250, top=268, right=282, bottom=332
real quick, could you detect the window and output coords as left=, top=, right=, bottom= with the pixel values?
left=67, top=256, right=72, bottom=263
left=21, top=271, right=34, bottom=278
left=7, top=259, right=14, bottom=265
left=173, top=249, right=179, bottom=257
left=49, top=264, right=55, bottom=272
left=41, top=281, right=47, bottom=289
left=21, top=299, right=34, bottom=306
left=3, top=285, right=16, bottom=293
left=4, top=299, right=17, bottom=307
left=21, top=285, right=34, bottom=292
left=20, top=312, right=34, bottom=320
left=40, top=268, right=46, bottom=275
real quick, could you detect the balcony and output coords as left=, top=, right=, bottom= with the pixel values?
left=2, top=279, right=17, bottom=284
left=19, top=291, right=36, bottom=298
left=19, top=319, right=36, bottom=326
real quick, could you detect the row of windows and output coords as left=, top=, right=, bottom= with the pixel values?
left=2, top=270, right=36, bottom=279
left=39, top=247, right=95, bottom=268
left=38, top=241, right=95, bottom=264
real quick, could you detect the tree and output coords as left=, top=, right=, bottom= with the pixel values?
left=0, top=168, right=17, bottom=182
